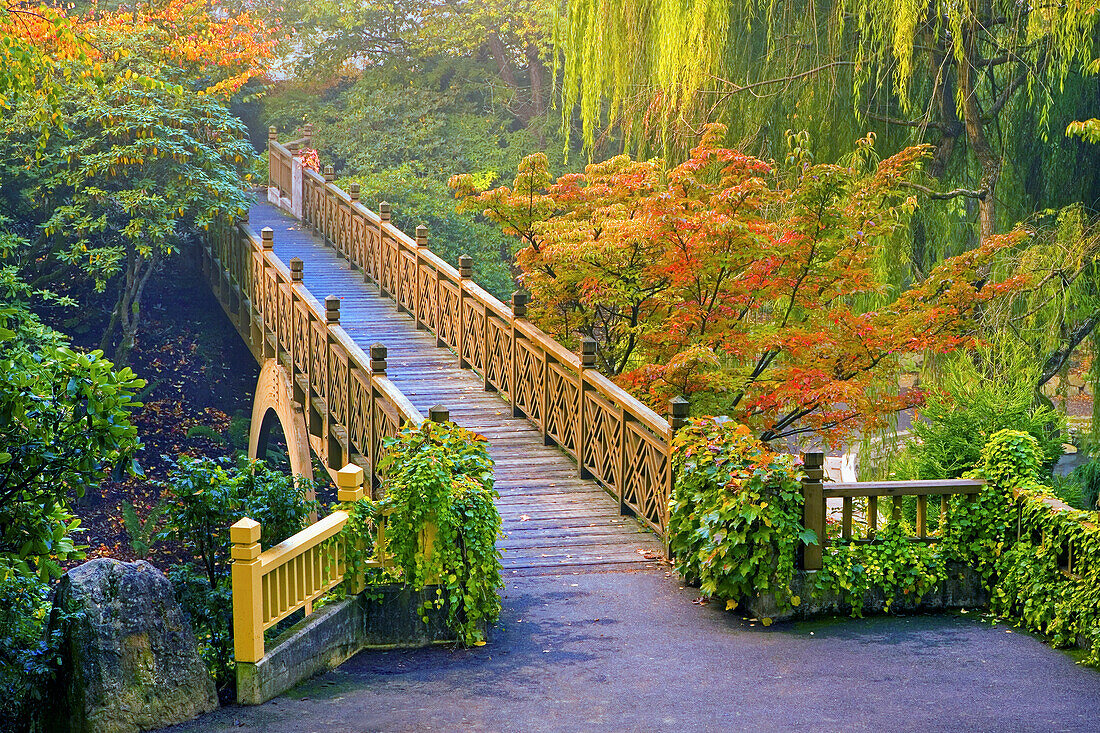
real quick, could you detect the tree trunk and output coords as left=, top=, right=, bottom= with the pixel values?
left=958, top=24, right=1000, bottom=244
left=527, top=45, right=545, bottom=116
left=111, top=248, right=160, bottom=366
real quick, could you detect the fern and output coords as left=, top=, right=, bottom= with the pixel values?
left=121, top=501, right=168, bottom=559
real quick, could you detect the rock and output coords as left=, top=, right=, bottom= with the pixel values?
left=44, top=558, right=218, bottom=733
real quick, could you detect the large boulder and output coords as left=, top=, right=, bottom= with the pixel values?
left=44, top=558, right=218, bottom=733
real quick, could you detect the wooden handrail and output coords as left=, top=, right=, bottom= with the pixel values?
left=271, top=126, right=682, bottom=535
left=799, top=452, right=987, bottom=570
left=823, top=479, right=984, bottom=498
left=231, top=464, right=383, bottom=664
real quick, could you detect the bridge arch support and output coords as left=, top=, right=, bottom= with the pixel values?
left=248, top=359, right=314, bottom=483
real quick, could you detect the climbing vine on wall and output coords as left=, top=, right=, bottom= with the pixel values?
left=335, top=420, right=503, bottom=646
left=668, top=423, right=1100, bottom=661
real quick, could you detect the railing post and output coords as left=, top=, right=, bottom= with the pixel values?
left=335, top=464, right=366, bottom=594
left=368, top=343, right=387, bottom=495
left=231, top=518, right=264, bottom=664
left=258, top=229, right=275, bottom=359
left=349, top=184, right=360, bottom=263
left=457, top=255, right=472, bottom=369
left=322, top=165, right=335, bottom=246
left=325, top=294, right=340, bottom=325
left=336, top=463, right=365, bottom=502
left=302, top=122, right=313, bottom=149
left=510, top=290, right=528, bottom=418
left=414, top=225, right=428, bottom=331
left=267, top=126, right=277, bottom=189
left=378, top=202, right=391, bottom=298
left=324, top=296, right=341, bottom=469
left=669, top=396, right=690, bottom=433
left=665, top=396, right=690, bottom=539
left=577, top=337, right=596, bottom=480
left=288, top=258, right=303, bottom=387
left=429, top=405, right=450, bottom=423
left=801, top=451, right=825, bottom=571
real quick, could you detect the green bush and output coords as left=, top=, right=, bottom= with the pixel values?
left=0, top=271, right=144, bottom=579
left=668, top=419, right=807, bottom=613
left=160, top=457, right=319, bottom=692
left=337, top=420, right=502, bottom=645
left=911, top=349, right=1063, bottom=479
left=0, top=570, right=79, bottom=733
left=976, top=430, right=1100, bottom=664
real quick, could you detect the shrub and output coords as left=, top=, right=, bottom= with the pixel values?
left=977, top=430, right=1100, bottom=664
left=911, top=348, right=1063, bottom=479
left=667, top=419, right=806, bottom=613
left=0, top=272, right=144, bottom=579
left=160, top=456, right=319, bottom=692
left=0, top=570, right=79, bottom=733
left=337, top=420, right=503, bottom=645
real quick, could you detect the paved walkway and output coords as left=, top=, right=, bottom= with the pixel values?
left=172, top=567, right=1100, bottom=732
left=248, top=202, right=663, bottom=577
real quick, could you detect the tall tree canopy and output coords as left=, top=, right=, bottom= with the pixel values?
left=558, top=0, right=1100, bottom=242
left=453, top=126, right=1026, bottom=443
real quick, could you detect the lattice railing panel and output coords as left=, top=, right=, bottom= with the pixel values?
left=484, top=316, right=511, bottom=394
left=513, top=339, right=543, bottom=429
left=582, top=390, right=622, bottom=493
left=544, top=361, right=579, bottom=458
left=621, top=421, right=670, bottom=533
left=436, top=282, right=460, bottom=350
left=462, top=300, right=486, bottom=373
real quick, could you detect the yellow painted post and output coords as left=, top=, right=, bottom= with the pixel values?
left=421, top=407, right=448, bottom=584
left=336, top=463, right=365, bottom=503
left=231, top=518, right=264, bottom=664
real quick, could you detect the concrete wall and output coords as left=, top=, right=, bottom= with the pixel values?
left=747, top=562, right=989, bottom=623
left=236, top=586, right=466, bottom=705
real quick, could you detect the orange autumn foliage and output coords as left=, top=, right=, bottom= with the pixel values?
left=452, top=125, right=1029, bottom=444
left=1, top=0, right=279, bottom=97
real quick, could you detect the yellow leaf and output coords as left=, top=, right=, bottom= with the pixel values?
left=761, top=617, right=773, bottom=626
left=725, top=599, right=737, bottom=611
left=474, top=640, right=487, bottom=647
left=791, top=595, right=801, bottom=607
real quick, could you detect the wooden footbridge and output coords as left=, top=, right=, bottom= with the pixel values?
left=203, top=127, right=676, bottom=579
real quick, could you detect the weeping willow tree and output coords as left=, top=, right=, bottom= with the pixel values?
left=558, top=0, right=1100, bottom=244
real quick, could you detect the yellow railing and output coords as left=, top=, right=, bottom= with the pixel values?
left=231, top=463, right=381, bottom=664
left=271, top=128, right=691, bottom=535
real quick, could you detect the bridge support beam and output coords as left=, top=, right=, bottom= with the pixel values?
left=248, top=359, right=314, bottom=492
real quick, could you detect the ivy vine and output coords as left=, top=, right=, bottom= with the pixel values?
left=333, top=420, right=503, bottom=646
left=668, top=421, right=1100, bottom=664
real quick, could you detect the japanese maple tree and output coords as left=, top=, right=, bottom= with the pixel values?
left=452, top=125, right=1026, bottom=444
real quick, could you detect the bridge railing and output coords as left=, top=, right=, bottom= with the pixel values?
left=205, top=206, right=426, bottom=490
left=267, top=124, right=311, bottom=200
left=798, top=452, right=985, bottom=569
left=273, top=129, right=687, bottom=535
left=231, top=463, right=403, bottom=664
